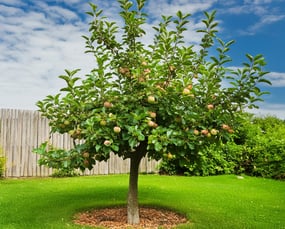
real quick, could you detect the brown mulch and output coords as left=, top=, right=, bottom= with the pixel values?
left=73, top=206, right=189, bottom=228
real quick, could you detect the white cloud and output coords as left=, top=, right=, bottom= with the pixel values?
left=219, top=3, right=267, bottom=16
left=266, top=72, right=285, bottom=87
left=244, top=0, right=273, bottom=4
left=0, top=0, right=23, bottom=5
left=0, top=2, right=94, bottom=110
left=248, top=103, right=285, bottom=120
left=250, top=14, right=285, bottom=31
left=218, top=0, right=285, bottom=35
left=0, top=4, right=23, bottom=16
left=61, top=0, right=84, bottom=4
left=146, top=0, right=216, bottom=19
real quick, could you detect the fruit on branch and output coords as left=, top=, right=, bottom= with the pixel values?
left=148, top=111, right=157, bottom=119
left=113, top=126, right=121, bottom=133
left=100, top=120, right=107, bottom=126
left=221, top=124, right=230, bottom=130
left=210, top=128, right=218, bottom=135
left=193, top=129, right=200, bottom=135
left=228, top=128, right=234, bottom=134
left=104, top=140, right=111, bottom=146
left=104, top=101, right=113, bottom=108
left=147, top=95, right=156, bottom=104
left=207, top=104, right=214, bottom=110
left=187, top=84, right=193, bottom=90
left=182, top=88, right=191, bottom=95
left=167, top=152, right=173, bottom=159
left=147, top=120, right=158, bottom=128
left=82, top=151, right=90, bottom=158
left=141, top=61, right=148, bottom=66
left=201, top=129, right=209, bottom=135
left=118, top=67, right=130, bottom=76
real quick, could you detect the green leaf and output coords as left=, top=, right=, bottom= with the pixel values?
left=111, top=144, right=119, bottom=152
left=95, top=144, right=101, bottom=152
left=154, top=142, right=163, bottom=152
left=246, top=54, right=253, bottom=62
left=176, top=10, right=183, bottom=19
left=138, top=133, right=145, bottom=141
left=63, top=160, right=68, bottom=168
left=129, top=138, right=138, bottom=149
left=258, top=78, right=272, bottom=85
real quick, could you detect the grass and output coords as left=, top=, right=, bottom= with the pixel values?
left=0, top=174, right=284, bottom=229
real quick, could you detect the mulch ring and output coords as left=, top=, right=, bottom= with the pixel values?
left=73, top=206, right=189, bottom=228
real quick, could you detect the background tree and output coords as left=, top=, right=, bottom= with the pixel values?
left=34, top=0, right=271, bottom=224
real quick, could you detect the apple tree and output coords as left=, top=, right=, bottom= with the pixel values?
left=34, top=0, right=271, bottom=224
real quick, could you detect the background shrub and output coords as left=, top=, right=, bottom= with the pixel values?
left=0, top=147, right=6, bottom=177
left=159, top=114, right=285, bottom=179
left=233, top=115, right=285, bottom=179
left=159, top=143, right=236, bottom=176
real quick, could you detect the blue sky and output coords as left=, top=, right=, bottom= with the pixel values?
left=1, top=0, right=285, bottom=119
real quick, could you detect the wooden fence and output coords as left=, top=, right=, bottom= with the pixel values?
left=0, top=109, right=159, bottom=177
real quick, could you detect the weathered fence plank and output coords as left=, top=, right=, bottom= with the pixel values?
left=0, top=109, right=159, bottom=177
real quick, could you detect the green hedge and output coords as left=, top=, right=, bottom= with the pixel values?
left=0, top=154, right=5, bottom=178
left=0, top=145, right=6, bottom=177
left=159, top=114, right=285, bottom=179
left=232, top=115, right=285, bottom=179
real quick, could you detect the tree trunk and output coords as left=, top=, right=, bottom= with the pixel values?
left=127, top=141, right=147, bottom=224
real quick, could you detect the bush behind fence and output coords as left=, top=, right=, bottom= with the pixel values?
left=0, top=109, right=159, bottom=177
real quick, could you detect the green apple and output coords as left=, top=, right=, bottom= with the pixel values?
left=100, top=120, right=107, bottom=126
left=210, top=128, right=218, bottom=135
left=147, top=95, right=156, bottom=104
left=167, top=152, right=173, bottom=159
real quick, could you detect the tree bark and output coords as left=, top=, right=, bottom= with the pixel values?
left=127, top=141, right=147, bottom=224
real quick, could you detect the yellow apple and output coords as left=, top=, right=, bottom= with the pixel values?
left=193, top=129, right=200, bottom=135
left=182, top=88, right=190, bottom=95
left=210, top=129, right=218, bottom=135
left=147, top=95, right=156, bottom=104
left=113, top=126, right=121, bottom=133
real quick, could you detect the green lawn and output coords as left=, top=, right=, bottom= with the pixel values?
left=0, top=174, right=284, bottom=229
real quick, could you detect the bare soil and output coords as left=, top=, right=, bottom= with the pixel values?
left=73, top=206, right=189, bottom=228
